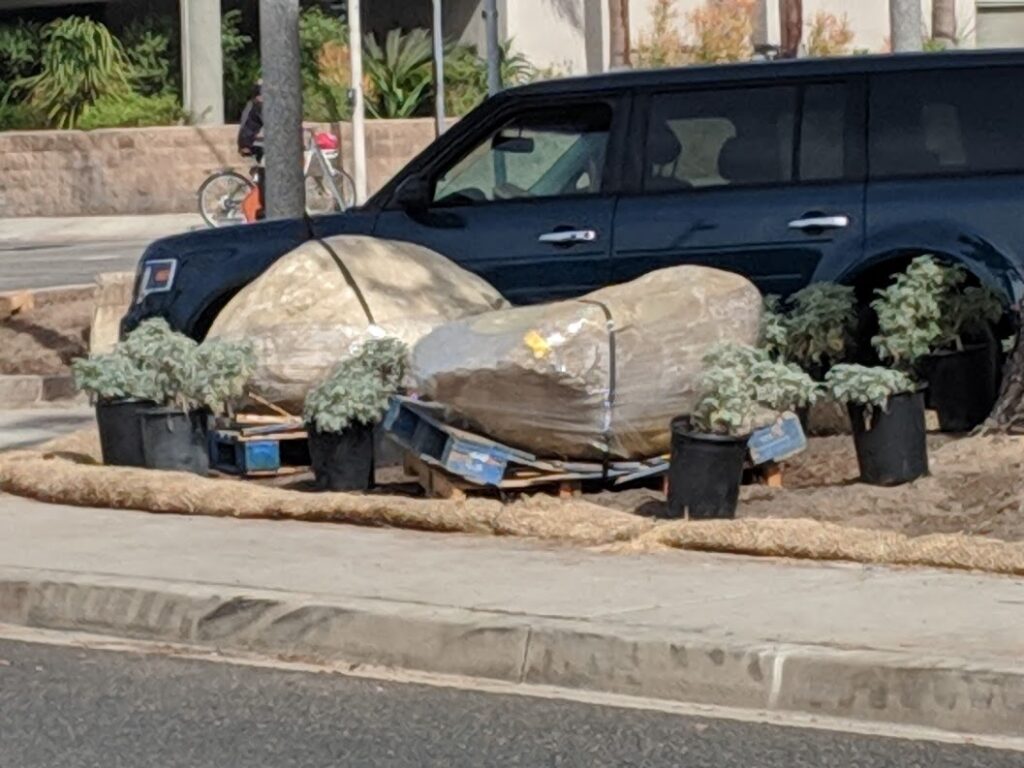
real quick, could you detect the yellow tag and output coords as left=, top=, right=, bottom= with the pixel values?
left=523, top=330, right=551, bottom=359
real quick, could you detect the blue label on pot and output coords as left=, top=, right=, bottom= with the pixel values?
left=748, top=413, right=807, bottom=465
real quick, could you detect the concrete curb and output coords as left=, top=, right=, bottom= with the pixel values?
left=0, top=568, right=1020, bottom=739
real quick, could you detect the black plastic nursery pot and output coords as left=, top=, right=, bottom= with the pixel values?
left=138, top=408, right=210, bottom=475
left=308, top=422, right=375, bottom=492
left=848, top=391, right=928, bottom=487
left=666, top=418, right=748, bottom=520
left=920, top=344, right=999, bottom=433
left=95, top=399, right=155, bottom=467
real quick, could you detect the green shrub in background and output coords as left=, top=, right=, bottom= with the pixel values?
left=17, top=16, right=130, bottom=129
left=222, top=9, right=260, bottom=122
left=299, top=6, right=350, bottom=122
left=78, top=92, right=187, bottom=130
left=120, top=14, right=180, bottom=99
left=363, top=28, right=434, bottom=119
left=0, top=20, right=41, bottom=102
left=444, top=40, right=536, bottom=116
left=0, top=102, right=46, bottom=131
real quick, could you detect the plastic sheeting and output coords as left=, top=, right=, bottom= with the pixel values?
left=207, top=235, right=510, bottom=412
left=412, top=265, right=763, bottom=460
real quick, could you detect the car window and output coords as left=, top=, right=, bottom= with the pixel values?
left=870, top=68, right=1024, bottom=179
left=643, top=86, right=797, bottom=192
left=800, top=83, right=849, bottom=182
left=432, top=104, right=612, bottom=205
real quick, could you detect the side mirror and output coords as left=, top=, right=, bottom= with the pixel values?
left=393, top=174, right=431, bottom=210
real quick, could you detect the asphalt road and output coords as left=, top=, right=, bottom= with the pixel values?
left=0, top=239, right=149, bottom=291
left=0, top=638, right=1016, bottom=768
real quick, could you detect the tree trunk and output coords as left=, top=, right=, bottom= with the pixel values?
left=779, top=0, right=803, bottom=59
left=932, top=0, right=957, bottom=47
left=890, top=0, right=923, bottom=52
left=608, top=0, right=631, bottom=69
left=259, top=0, right=305, bottom=219
left=987, top=312, right=1024, bottom=431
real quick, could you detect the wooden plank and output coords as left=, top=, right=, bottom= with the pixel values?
left=405, top=453, right=467, bottom=500
left=761, top=462, right=784, bottom=488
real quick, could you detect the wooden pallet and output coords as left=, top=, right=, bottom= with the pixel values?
left=209, top=417, right=310, bottom=477
left=384, top=397, right=669, bottom=498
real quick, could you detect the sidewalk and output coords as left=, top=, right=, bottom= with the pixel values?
left=0, top=406, right=93, bottom=451
left=0, top=496, right=1021, bottom=738
left=0, top=214, right=202, bottom=246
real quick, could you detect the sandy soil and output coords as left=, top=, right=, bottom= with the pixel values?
left=0, top=292, right=91, bottom=376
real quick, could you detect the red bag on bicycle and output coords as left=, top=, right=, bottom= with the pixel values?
left=241, top=185, right=262, bottom=223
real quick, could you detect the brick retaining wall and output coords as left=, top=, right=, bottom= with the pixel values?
left=0, top=118, right=439, bottom=217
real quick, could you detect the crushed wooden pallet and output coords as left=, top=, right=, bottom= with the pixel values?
left=209, top=414, right=310, bottom=477
left=383, top=397, right=669, bottom=499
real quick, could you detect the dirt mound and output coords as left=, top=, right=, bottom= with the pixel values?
left=2, top=430, right=1024, bottom=576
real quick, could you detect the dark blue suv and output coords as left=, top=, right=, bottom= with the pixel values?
left=125, top=50, right=1024, bottom=341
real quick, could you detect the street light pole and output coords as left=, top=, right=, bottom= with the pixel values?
left=432, top=0, right=446, bottom=136
left=259, top=0, right=305, bottom=219
left=484, top=0, right=500, bottom=95
left=889, top=0, right=923, bottom=52
left=348, top=0, right=367, bottom=203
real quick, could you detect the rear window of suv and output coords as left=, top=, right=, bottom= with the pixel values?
left=869, top=67, right=1024, bottom=179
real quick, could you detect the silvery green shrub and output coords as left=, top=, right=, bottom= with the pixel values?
left=304, top=338, right=408, bottom=433
left=784, top=282, right=857, bottom=370
left=872, top=255, right=1005, bottom=366
left=691, top=343, right=819, bottom=436
left=825, top=364, right=915, bottom=412
left=759, top=295, right=790, bottom=361
left=73, top=318, right=255, bottom=414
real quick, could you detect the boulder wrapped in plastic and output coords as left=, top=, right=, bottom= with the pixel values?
left=207, top=235, right=509, bottom=411
left=412, top=265, right=763, bottom=460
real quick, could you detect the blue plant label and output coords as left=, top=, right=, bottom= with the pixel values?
left=443, top=439, right=510, bottom=486
left=748, top=413, right=807, bottom=465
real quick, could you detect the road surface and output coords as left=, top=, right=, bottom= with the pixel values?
left=0, top=239, right=152, bottom=292
left=0, top=637, right=1015, bottom=768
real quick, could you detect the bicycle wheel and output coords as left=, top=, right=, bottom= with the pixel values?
left=304, top=173, right=338, bottom=216
left=331, top=169, right=358, bottom=211
left=198, top=171, right=254, bottom=228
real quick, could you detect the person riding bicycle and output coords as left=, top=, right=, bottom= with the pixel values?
left=237, top=80, right=265, bottom=220
left=237, top=80, right=263, bottom=160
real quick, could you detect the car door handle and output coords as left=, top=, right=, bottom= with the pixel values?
left=788, top=215, right=850, bottom=231
left=538, top=229, right=598, bottom=244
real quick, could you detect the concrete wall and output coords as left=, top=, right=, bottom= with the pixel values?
left=0, top=119, right=439, bottom=217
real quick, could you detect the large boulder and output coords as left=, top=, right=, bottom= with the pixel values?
left=207, top=235, right=509, bottom=411
left=412, top=265, right=763, bottom=460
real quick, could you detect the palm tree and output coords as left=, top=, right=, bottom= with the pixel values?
left=932, top=0, right=956, bottom=47
left=780, top=0, right=802, bottom=58
left=608, top=0, right=631, bottom=68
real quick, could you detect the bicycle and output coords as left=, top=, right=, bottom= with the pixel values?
left=198, top=130, right=357, bottom=228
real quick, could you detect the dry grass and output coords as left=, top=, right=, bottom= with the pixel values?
left=4, top=428, right=1024, bottom=576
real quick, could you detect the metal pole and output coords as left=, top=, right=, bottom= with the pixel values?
left=484, top=0, right=501, bottom=95
left=349, top=0, right=368, bottom=204
left=889, top=0, right=923, bottom=52
left=432, top=0, right=446, bottom=136
left=259, top=0, right=305, bottom=219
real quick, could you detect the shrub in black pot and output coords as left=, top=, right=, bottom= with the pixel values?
left=760, top=285, right=857, bottom=435
left=873, top=256, right=1004, bottom=432
left=826, top=365, right=927, bottom=486
left=73, top=319, right=256, bottom=474
left=667, top=345, right=818, bottom=521
left=303, top=338, right=408, bottom=492
left=73, top=329, right=165, bottom=467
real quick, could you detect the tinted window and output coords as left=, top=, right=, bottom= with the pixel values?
left=433, top=104, right=612, bottom=205
left=644, top=86, right=797, bottom=192
left=800, top=84, right=849, bottom=182
left=870, top=68, right=1024, bottom=178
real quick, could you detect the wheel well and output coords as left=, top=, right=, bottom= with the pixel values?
left=846, top=255, right=1012, bottom=364
left=191, top=288, right=241, bottom=342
